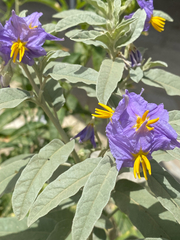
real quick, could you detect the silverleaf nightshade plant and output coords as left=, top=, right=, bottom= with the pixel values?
left=93, top=90, right=180, bottom=180
left=125, top=0, right=166, bottom=32
left=0, top=10, right=63, bottom=66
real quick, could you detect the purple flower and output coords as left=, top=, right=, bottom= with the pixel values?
left=129, top=45, right=142, bottom=68
left=106, top=89, right=180, bottom=179
left=125, top=0, right=166, bottom=32
left=71, top=123, right=96, bottom=148
left=0, top=10, right=63, bottom=66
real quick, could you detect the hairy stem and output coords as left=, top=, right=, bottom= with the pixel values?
left=21, top=63, right=81, bottom=163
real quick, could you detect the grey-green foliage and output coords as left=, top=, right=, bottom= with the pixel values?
left=50, top=63, right=98, bottom=85
left=28, top=157, right=102, bottom=226
left=0, top=209, right=73, bottom=240
left=143, top=69, right=180, bottom=96
left=0, top=154, right=32, bottom=197
left=130, top=67, right=143, bottom=83
left=72, top=153, right=118, bottom=240
left=96, top=58, right=124, bottom=104
left=43, top=78, right=65, bottom=111
left=0, top=88, right=31, bottom=111
left=113, top=179, right=180, bottom=239
left=145, top=160, right=180, bottom=224
left=12, top=139, right=75, bottom=220
left=55, top=11, right=106, bottom=32
left=153, top=10, right=173, bottom=22
left=169, top=110, right=180, bottom=137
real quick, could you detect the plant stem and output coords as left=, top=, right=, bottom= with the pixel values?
left=15, top=0, right=20, bottom=15
left=21, top=63, right=81, bottom=163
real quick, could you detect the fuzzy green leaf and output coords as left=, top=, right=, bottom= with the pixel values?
left=0, top=88, right=31, bottom=110
left=113, top=179, right=180, bottom=239
left=116, top=9, right=146, bottom=48
left=84, top=0, right=108, bottom=17
left=43, top=78, right=65, bottom=111
left=72, top=153, right=118, bottom=240
left=50, top=63, right=98, bottom=85
left=0, top=217, right=57, bottom=239
left=144, top=69, right=180, bottom=96
left=55, top=12, right=106, bottom=32
left=168, top=110, right=180, bottom=137
left=28, top=157, right=101, bottom=226
left=96, top=58, right=124, bottom=104
left=0, top=155, right=32, bottom=196
left=130, top=67, right=143, bottom=83
left=153, top=10, right=173, bottom=22
left=12, top=139, right=74, bottom=220
left=42, top=23, right=56, bottom=33
left=146, top=160, right=180, bottom=224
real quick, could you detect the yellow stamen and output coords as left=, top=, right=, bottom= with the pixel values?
left=10, top=39, right=27, bottom=63
left=92, top=103, right=114, bottom=119
left=132, top=150, right=151, bottom=180
left=150, top=16, right=166, bottom=32
left=29, top=23, right=38, bottom=29
left=133, top=110, right=159, bottom=132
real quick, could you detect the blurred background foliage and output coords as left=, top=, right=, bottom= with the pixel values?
left=0, top=1, right=145, bottom=239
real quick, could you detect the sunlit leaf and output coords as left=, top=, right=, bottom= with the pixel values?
left=12, top=139, right=74, bottom=220
left=50, top=63, right=98, bottom=85
left=0, top=88, right=31, bottom=111
left=72, top=153, right=118, bottom=240
left=28, top=157, right=101, bottom=226
left=96, top=58, right=124, bottom=104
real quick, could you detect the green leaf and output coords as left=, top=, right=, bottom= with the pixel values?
left=0, top=217, right=56, bottom=239
left=167, top=147, right=180, bottom=161
left=0, top=155, right=32, bottom=197
left=113, top=0, right=122, bottom=22
left=28, top=157, right=101, bottom=226
left=113, top=179, right=180, bottom=239
left=144, top=69, right=180, bottom=96
left=50, top=63, right=98, bottom=85
left=143, top=60, right=168, bottom=71
left=145, top=160, right=180, bottom=223
left=72, top=153, right=118, bottom=240
left=153, top=10, right=173, bottom=22
left=53, top=9, right=91, bottom=18
left=70, top=30, right=105, bottom=42
left=120, top=0, right=133, bottom=15
left=0, top=88, right=31, bottom=111
left=94, top=216, right=112, bottom=230
left=152, top=150, right=175, bottom=163
left=169, top=110, right=180, bottom=137
left=96, top=58, right=124, bottom=104
left=130, top=67, right=143, bottom=83
left=43, top=78, right=65, bottom=111
left=0, top=108, right=20, bottom=130
left=46, top=209, right=74, bottom=240
left=141, top=78, right=163, bottom=89
left=55, top=12, right=106, bottom=32
left=12, top=139, right=75, bottom=220
left=116, top=9, right=146, bottom=48
left=84, top=0, right=108, bottom=17
left=19, top=10, right=28, bottom=17
left=42, top=23, right=56, bottom=33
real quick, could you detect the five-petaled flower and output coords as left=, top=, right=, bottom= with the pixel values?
left=71, top=123, right=96, bottom=148
left=125, top=0, right=166, bottom=32
left=0, top=10, right=63, bottom=66
left=106, top=90, right=180, bottom=180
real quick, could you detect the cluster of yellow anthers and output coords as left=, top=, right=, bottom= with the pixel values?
left=150, top=16, right=166, bottom=32
left=133, top=110, right=159, bottom=131
left=92, top=103, right=114, bottom=119
left=132, top=150, right=151, bottom=180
